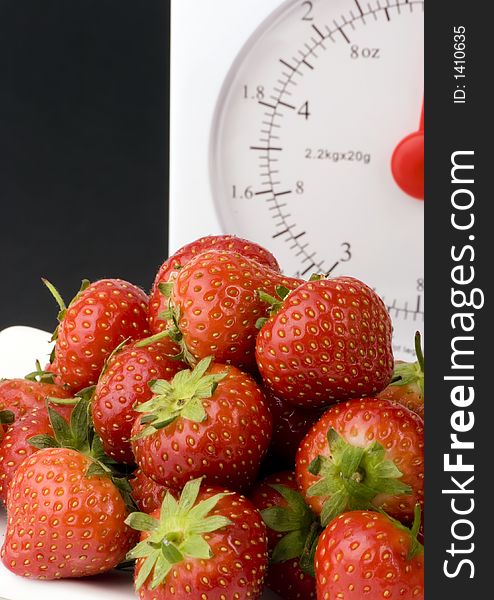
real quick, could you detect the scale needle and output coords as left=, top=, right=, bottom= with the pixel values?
left=391, top=98, right=424, bottom=200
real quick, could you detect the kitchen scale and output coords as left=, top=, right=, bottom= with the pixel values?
left=170, top=0, right=424, bottom=358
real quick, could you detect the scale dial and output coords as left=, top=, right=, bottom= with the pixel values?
left=210, top=0, right=424, bottom=358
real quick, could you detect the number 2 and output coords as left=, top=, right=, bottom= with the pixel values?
left=301, top=1, right=313, bottom=21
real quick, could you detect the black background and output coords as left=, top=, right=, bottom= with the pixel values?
left=426, top=1, right=490, bottom=596
left=0, top=0, right=170, bottom=331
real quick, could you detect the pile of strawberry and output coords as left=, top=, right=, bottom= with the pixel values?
left=0, top=235, right=425, bottom=600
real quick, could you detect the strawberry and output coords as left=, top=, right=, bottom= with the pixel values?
left=249, top=471, right=317, bottom=600
left=148, top=235, right=281, bottom=334
left=1, top=446, right=137, bottom=579
left=92, top=340, right=185, bottom=464
left=378, top=331, right=424, bottom=419
left=0, top=401, right=74, bottom=504
left=165, top=250, right=301, bottom=371
left=0, top=378, right=71, bottom=420
left=130, top=468, right=171, bottom=514
left=45, top=278, right=149, bottom=392
left=126, top=477, right=268, bottom=599
left=296, top=398, right=424, bottom=526
left=266, top=391, right=324, bottom=465
left=315, top=509, right=424, bottom=600
left=256, top=276, right=394, bottom=408
left=131, top=357, right=272, bottom=492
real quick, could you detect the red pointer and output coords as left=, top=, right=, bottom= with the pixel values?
left=391, top=99, right=424, bottom=200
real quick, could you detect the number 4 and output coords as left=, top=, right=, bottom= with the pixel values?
left=298, top=101, right=310, bottom=120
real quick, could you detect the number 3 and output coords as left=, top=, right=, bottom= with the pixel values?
left=340, top=242, right=352, bottom=262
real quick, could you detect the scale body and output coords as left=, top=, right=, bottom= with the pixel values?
left=170, top=0, right=424, bottom=358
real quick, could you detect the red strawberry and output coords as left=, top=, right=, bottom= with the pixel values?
left=0, top=378, right=71, bottom=420
left=149, top=235, right=281, bottom=334
left=315, top=509, right=424, bottom=600
left=0, top=402, right=74, bottom=504
left=378, top=332, right=424, bottom=419
left=166, top=250, right=301, bottom=371
left=130, top=468, right=172, bottom=514
left=266, top=391, right=324, bottom=465
left=1, top=446, right=137, bottom=579
left=249, top=471, right=317, bottom=600
left=92, top=340, right=185, bottom=464
left=256, top=276, right=394, bottom=408
left=131, top=357, right=272, bottom=492
left=126, top=477, right=268, bottom=599
left=296, top=398, right=424, bottom=526
left=47, top=278, right=149, bottom=391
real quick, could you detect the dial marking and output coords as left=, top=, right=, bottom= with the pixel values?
left=278, top=100, right=295, bottom=110
left=301, top=263, right=316, bottom=276
left=327, top=261, right=340, bottom=275
left=354, top=0, right=364, bottom=17
left=336, top=24, right=351, bottom=43
left=311, top=23, right=326, bottom=40
left=272, top=228, right=289, bottom=239
left=254, top=189, right=273, bottom=195
left=250, top=146, right=282, bottom=151
left=258, top=100, right=277, bottom=110
left=279, top=58, right=297, bottom=72
left=384, top=7, right=391, bottom=21
left=273, top=190, right=292, bottom=197
left=416, top=294, right=422, bottom=315
left=302, top=58, right=314, bottom=69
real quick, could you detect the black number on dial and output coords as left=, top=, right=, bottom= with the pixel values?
left=301, top=1, right=314, bottom=21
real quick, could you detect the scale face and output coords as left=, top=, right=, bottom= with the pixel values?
left=170, top=0, right=424, bottom=358
left=208, top=0, right=424, bottom=358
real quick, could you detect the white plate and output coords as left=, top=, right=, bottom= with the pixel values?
left=0, top=326, right=281, bottom=599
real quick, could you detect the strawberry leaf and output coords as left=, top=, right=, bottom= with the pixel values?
left=150, top=555, right=172, bottom=590
left=134, top=553, right=158, bottom=590
left=271, top=529, right=306, bottom=563
left=298, top=521, right=321, bottom=577
left=133, top=358, right=226, bottom=438
left=126, top=477, right=234, bottom=591
left=28, top=434, right=59, bottom=449
left=0, top=410, right=14, bottom=425
left=307, top=427, right=411, bottom=526
left=24, top=359, right=55, bottom=384
left=180, top=535, right=212, bottom=559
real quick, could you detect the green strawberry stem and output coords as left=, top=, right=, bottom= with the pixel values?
left=255, top=285, right=292, bottom=329
left=42, top=278, right=67, bottom=316
left=261, top=484, right=319, bottom=568
left=42, top=278, right=90, bottom=341
left=298, top=521, right=321, bottom=578
left=307, top=428, right=412, bottom=527
left=125, top=477, right=232, bottom=590
left=24, top=359, right=56, bottom=384
left=158, top=282, right=174, bottom=298
left=390, top=331, right=424, bottom=396
left=133, top=357, right=227, bottom=439
left=45, top=396, right=79, bottom=405
left=135, top=330, right=171, bottom=348
left=161, top=301, right=197, bottom=365
left=27, top=388, right=136, bottom=511
left=29, top=387, right=97, bottom=456
left=415, top=331, right=424, bottom=372
left=379, top=504, right=423, bottom=560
